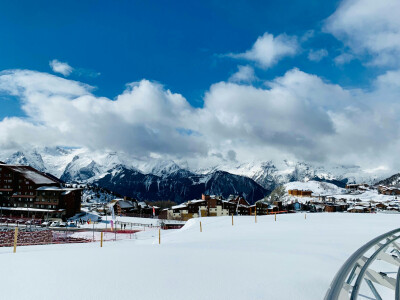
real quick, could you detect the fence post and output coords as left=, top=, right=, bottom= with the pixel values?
left=158, top=229, right=161, bottom=244
left=100, top=232, right=103, bottom=247
left=13, top=227, right=18, bottom=253
left=200, top=221, right=202, bottom=232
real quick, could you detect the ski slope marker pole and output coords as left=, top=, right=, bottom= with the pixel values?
left=255, top=207, right=257, bottom=223
left=275, top=213, right=276, bottom=222
left=232, top=214, right=234, bottom=226
left=158, top=228, right=161, bottom=244
left=13, top=227, right=18, bottom=253
left=200, top=221, right=202, bottom=232
left=100, top=232, right=103, bottom=247
left=305, top=213, right=306, bottom=220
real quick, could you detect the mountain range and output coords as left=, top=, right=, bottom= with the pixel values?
left=0, top=147, right=394, bottom=204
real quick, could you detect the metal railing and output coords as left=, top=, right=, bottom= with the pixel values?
left=325, top=228, right=400, bottom=299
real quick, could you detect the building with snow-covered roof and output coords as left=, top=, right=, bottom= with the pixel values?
left=0, top=163, right=82, bottom=219
left=162, top=194, right=237, bottom=221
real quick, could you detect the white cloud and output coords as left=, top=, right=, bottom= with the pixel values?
left=0, top=70, right=206, bottom=157
left=228, top=65, right=256, bottom=83
left=49, top=59, right=74, bottom=76
left=1, top=67, right=400, bottom=171
left=334, top=53, right=354, bottom=65
left=307, top=49, right=328, bottom=62
left=228, top=32, right=299, bottom=68
left=325, top=0, right=400, bottom=67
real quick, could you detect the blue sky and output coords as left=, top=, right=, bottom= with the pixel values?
left=0, top=0, right=400, bottom=171
left=0, top=0, right=372, bottom=116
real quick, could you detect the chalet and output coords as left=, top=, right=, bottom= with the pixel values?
left=377, top=185, right=400, bottom=195
left=324, top=204, right=339, bottom=212
left=227, top=196, right=251, bottom=215
left=109, top=198, right=137, bottom=215
left=164, top=194, right=237, bottom=221
left=288, top=189, right=312, bottom=197
left=0, top=163, right=82, bottom=219
left=347, top=206, right=373, bottom=213
left=375, top=203, right=387, bottom=210
left=345, top=183, right=369, bottom=191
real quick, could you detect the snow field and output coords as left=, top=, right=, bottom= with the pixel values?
left=1, top=213, right=400, bottom=300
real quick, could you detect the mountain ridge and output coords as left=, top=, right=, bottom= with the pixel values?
left=1, top=147, right=395, bottom=203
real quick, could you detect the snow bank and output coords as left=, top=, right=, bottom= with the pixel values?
left=1, top=213, right=399, bottom=300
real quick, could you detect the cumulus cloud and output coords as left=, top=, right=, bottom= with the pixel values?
left=1, top=66, right=400, bottom=172
left=0, top=70, right=206, bottom=158
left=228, top=65, right=256, bottom=83
left=324, top=0, right=400, bottom=67
left=228, top=32, right=299, bottom=68
left=308, top=49, right=328, bottom=62
left=334, top=53, right=354, bottom=65
left=49, top=59, right=74, bottom=76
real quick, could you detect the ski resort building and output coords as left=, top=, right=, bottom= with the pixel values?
left=161, top=194, right=237, bottom=221
left=108, top=198, right=159, bottom=218
left=0, top=163, right=82, bottom=220
left=345, top=183, right=369, bottom=191
left=287, top=189, right=313, bottom=197
left=377, top=185, right=400, bottom=195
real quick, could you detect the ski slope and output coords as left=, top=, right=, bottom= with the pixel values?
left=1, top=213, right=400, bottom=300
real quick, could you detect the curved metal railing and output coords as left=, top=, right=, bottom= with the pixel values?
left=325, top=228, right=400, bottom=300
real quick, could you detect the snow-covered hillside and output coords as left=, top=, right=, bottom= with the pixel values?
left=1, top=213, right=399, bottom=300
left=284, top=180, right=345, bottom=195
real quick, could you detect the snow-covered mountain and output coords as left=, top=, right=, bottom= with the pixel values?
left=0, top=147, right=394, bottom=203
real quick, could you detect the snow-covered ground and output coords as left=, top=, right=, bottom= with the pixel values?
left=283, top=180, right=399, bottom=206
left=284, top=180, right=345, bottom=195
left=331, top=189, right=398, bottom=203
left=1, top=213, right=399, bottom=300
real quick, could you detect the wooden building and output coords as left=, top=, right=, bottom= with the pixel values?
left=377, top=185, right=400, bottom=195
left=0, top=163, right=82, bottom=219
left=165, top=195, right=237, bottom=221
left=288, top=189, right=313, bottom=197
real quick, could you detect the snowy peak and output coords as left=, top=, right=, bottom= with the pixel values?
left=61, top=156, right=101, bottom=182
left=148, top=160, right=181, bottom=177
left=5, top=150, right=46, bottom=172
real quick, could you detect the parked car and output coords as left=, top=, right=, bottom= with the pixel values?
left=59, top=222, right=66, bottom=227
left=49, top=221, right=60, bottom=227
left=41, top=221, right=51, bottom=227
left=67, top=222, right=77, bottom=228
